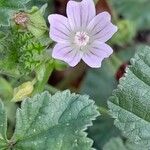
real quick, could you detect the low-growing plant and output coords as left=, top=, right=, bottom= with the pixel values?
left=0, top=0, right=149, bottom=149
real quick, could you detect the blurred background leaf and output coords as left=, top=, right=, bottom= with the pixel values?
left=80, top=46, right=136, bottom=107
left=103, top=137, right=143, bottom=150
left=110, top=0, right=150, bottom=31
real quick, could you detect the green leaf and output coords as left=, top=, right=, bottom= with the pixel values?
left=0, top=29, right=47, bottom=76
left=110, top=0, right=150, bottom=30
left=27, top=0, right=55, bottom=17
left=0, top=100, right=8, bottom=149
left=27, top=0, right=49, bottom=7
left=108, top=46, right=150, bottom=148
left=27, top=6, right=47, bottom=38
left=103, top=137, right=142, bottom=150
left=80, top=47, right=137, bottom=149
left=80, top=58, right=118, bottom=107
left=0, top=77, right=13, bottom=100
left=11, top=91, right=99, bottom=150
left=88, top=117, right=120, bottom=150
left=103, top=137, right=127, bottom=150
left=0, top=0, right=30, bottom=26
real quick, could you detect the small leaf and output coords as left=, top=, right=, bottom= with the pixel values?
left=27, top=6, right=47, bottom=38
left=108, top=46, right=150, bottom=148
left=0, top=0, right=30, bottom=26
left=11, top=91, right=99, bottom=150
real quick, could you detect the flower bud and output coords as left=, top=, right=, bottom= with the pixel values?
left=13, top=12, right=28, bottom=27
left=12, top=81, right=35, bottom=102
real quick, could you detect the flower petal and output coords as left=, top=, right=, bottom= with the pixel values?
left=87, top=12, right=118, bottom=42
left=52, top=43, right=82, bottom=67
left=67, top=0, right=96, bottom=30
left=48, top=14, right=71, bottom=43
left=82, top=42, right=113, bottom=68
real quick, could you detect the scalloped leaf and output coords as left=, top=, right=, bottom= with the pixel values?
left=10, top=91, right=99, bottom=150
left=0, top=0, right=30, bottom=26
left=110, top=0, right=150, bottom=30
left=108, top=46, right=150, bottom=148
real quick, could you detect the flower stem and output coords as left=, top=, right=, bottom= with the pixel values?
left=56, top=61, right=87, bottom=90
left=99, top=106, right=110, bottom=116
left=111, top=54, right=122, bottom=66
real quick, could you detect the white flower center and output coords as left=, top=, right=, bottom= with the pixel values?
left=74, top=32, right=89, bottom=48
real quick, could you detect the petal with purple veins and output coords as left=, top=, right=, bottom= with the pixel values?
left=87, top=12, right=118, bottom=42
left=82, top=42, right=113, bottom=68
left=67, top=0, right=96, bottom=30
left=52, top=43, right=82, bottom=67
left=48, top=14, right=71, bottom=43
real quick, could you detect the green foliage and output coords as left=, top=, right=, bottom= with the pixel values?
left=103, top=137, right=142, bottom=150
left=88, top=117, right=120, bottom=150
left=0, top=100, right=7, bottom=149
left=0, top=77, right=13, bottom=100
left=0, top=0, right=30, bottom=26
left=0, top=29, right=47, bottom=76
left=103, top=137, right=127, bottom=150
left=80, top=48, right=136, bottom=149
left=108, top=46, right=150, bottom=148
left=81, top=48, right=135, bottom=107
left=110, top=0, right=150, bottom=30
left=0, top=91, right=99, bottom=149
left=111, top=20, right=136, bottom=46
left=27, top=0, right=55, bottom=18
left=27, top=0, right=51, bottom=7
left=27, top=5, right=48, bottom=38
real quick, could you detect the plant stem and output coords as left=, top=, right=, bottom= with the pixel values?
left=111, top=54, right=122, bottom=66
left=32, top=61, right=54, bottom=95
left=56, top=61, right=87, bottom=90
left=45, top=84, right=59, bottom=95
left=108, top=54, right=122, bottom=74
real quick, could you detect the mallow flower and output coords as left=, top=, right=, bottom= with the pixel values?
left=48, top=0, right=117, bottom=68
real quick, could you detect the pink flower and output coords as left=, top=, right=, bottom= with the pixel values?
left=48, top=0, right=117, bottom=68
